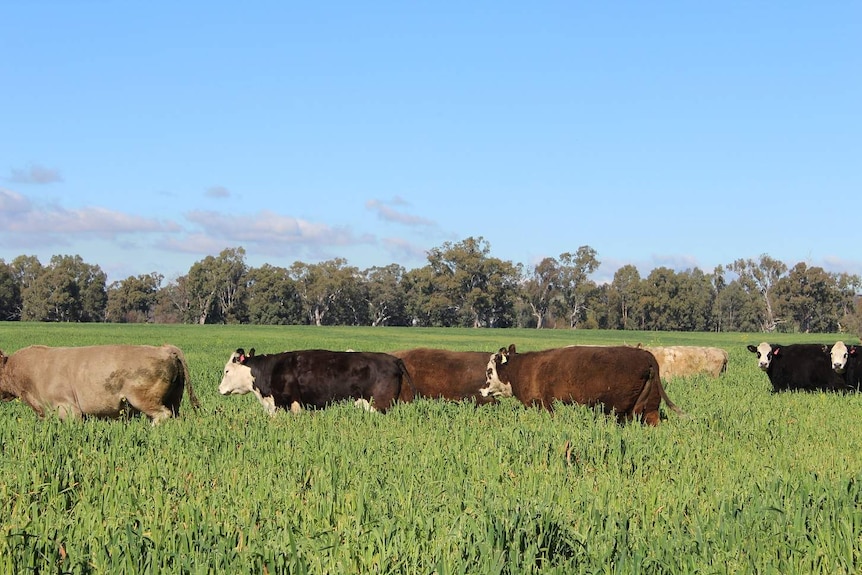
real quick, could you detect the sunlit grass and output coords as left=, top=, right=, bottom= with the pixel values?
left=1, top=323, right=861, bottom=573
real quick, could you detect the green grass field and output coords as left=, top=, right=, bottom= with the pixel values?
left=2, top=323, right=862, bottom=574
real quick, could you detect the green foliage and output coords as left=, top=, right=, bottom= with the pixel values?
left=4, top=244, right=862, bottom=332
left=0, top=260, right=21, bottom=321
left=1, top=324, right=862, bottom=573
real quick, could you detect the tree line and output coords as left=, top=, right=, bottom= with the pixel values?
left=1, top=237, right=860, bottom=333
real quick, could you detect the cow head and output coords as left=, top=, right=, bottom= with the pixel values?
left=747, top=342, right=777, bottom=371
left=218, top=348, right=256, bottom=395
left=828, top=341, right=857, bottom=374
left=0, top=350, right=13, bottom=401
left=219, top=348, right=277, bottom=415
left=480, top=344, right=516, bottom=398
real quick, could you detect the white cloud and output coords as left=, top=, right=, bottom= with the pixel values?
left=0, top=189, right=179, bottom=242
left=205, top=186, right=230, bottom=199
left=366, top=198, right=436, bottom=227
left=184, top=209, right=371, bottom=247
left=7, top=165, right=63, bottom=184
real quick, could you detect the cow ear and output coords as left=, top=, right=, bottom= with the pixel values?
left=773, top=346, right=781, bottom=356
left=851, top=346, right=859, bottom=356
left=508, top=344, right=516, bottom=355
left=249, top=348, right=256, bottom=357
left=0, top=351, right=6, bottom=366
left=822, top=344, right=830, bottom=353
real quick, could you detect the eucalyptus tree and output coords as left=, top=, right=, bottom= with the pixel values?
left=553, top=246, right=599, bottom=329
left=423, top=237, right=520, bottom=328
left=774, top=263, right=853, bottom=333
left=729, top=254, right=787, bottom=332
left=0, top=260, right=21, bottom=321
left=20, top=255, right=106, bottom=322
left=522, top=257, right=560, bottom=329
left=363, top=264, right=409, bottom=327
left=672, top=268, right=715, bottom=331
left=608, top=264, right=641, bottom=330
left=402, top=266, right=457, bottom=327
left=290, top=258, right=360, bottom=326
left=244, top=264, right=302, bottom=325
left=106, top=272, right=164, bottom=323
left=184, top=247, right=248, bottom=324
left=9, top=255, right=42, bottom=295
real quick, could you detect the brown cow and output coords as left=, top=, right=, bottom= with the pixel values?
left=390, top=348, right=503, bottom=404
left=0, top=344, right=199, bottom=424
left=485, top=344, right=684, bottom=425
left=643, top=346, right=728, bottom=379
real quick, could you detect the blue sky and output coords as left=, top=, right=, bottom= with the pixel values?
left=2, top=1, right=860, bottom=284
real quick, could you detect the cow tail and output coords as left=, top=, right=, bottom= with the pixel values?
left=175, top=347, right=200, bottom=410
left=655, top=370, right=685, bottom=417
left=396, top=358, right=417, bottom=401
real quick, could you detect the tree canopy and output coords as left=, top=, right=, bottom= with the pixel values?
left=3, top=240, right=861, bottom=334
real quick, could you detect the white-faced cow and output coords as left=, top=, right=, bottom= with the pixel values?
left=643, top=346, right=728, bottom=379
left=0, top=344, right=198, bottom=424
left=484, top=344, right=684, bottom=425
left=219, top=348, right=413, bottom=414
left=826, top=341, right=862, bottom=392
left=746, top=342, right=845, bottom=393
left=390, top=348, right=505, bottom=405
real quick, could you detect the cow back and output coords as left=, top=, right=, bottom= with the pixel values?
left=391, top=348, right=496, bottom=403
left=645, top=346, right=728, bottom=378
left=507, top=346, right=657, bottom=412
left=249, top=349, right=406, bottom=412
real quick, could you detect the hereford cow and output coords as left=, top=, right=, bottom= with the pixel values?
left=390, top=348, right=503, bottom=405
left=644, top=346, right=728, bottom=379
left=826, top=341, right=862, bottom=392
left=0, top=344, right=198, bottom=424
left=219, top=348, right=413, bottom=414
left=484, top=344, right=684, bottom=425
left=746, top=342, right=845, bottom=392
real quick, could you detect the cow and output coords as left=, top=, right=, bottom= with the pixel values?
left=826, top=341, right=862, bottom=392
left=0, top=344, right=198, bottom=424
left=219, top=348, right=413, bottom=414
left=484, top=344, right=684, bottom=425
left=746, top=342, right=845, bottom=393
left=643, top=346, right=728, bottom=379
left=390, top=348, right=504, bottom=405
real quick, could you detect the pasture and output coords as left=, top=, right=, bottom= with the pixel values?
left=2, top=323, right=862, bottom=574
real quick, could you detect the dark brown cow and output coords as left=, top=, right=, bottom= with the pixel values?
left=219, top=348, right=413, bottom=414
left=485, top=344, right=684, bottom=425
left=391, top=348, right=502, bottom=405
left=0, top=344, right=199, bottom=424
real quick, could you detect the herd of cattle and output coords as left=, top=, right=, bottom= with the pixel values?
left=0, top=339, right=859, bottom=426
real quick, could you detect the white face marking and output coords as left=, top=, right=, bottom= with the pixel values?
left=754, top=342, right=773, bottom=370
left=480, top=353, right=513, bottom=397
left=218, top=353, right=255, bottom=395
left=831, top=341, right=849, bottom=373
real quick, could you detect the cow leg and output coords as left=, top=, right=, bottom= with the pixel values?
left=148, top=406, right=174, bottom=426
left=354, top=398, right=377, bottom=412
left=55, top=403, right=83, bottom=421
left=642, top=410, right=661, bottom=426
left=127, top=395, right=174, bottom=425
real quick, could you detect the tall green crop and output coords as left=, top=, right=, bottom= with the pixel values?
left=1, top=323, right=861, bottom=573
